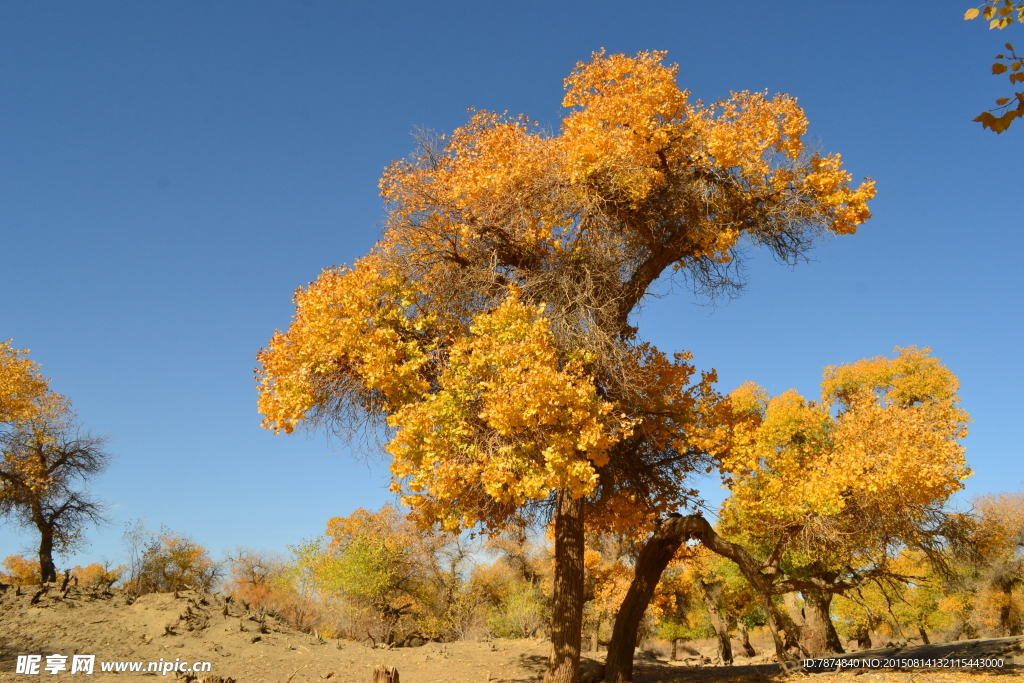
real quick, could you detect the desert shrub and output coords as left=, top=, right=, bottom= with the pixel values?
left=461, top=560, right=547, bottom=639
left=226, top=506, right=492, bottom=643
left=487, top=581, right=547, bottom=638
left=246, top=542, right=329, bottom=632
left=229, top=542, right=347, bottom=636
left=123, top=521, right=219, bottom=595
left=1, top=554, right=41, bottom=585
left=72, top=562, right=124, bottom=590
left=2, top=556, right=123, bottom=590
left=315, top=505, right=479, bottom=643
left=226, top=548, right=287, bottom=606
left=655, top=614, right=715, bottom=642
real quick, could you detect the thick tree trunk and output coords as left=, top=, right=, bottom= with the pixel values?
left=851, top=624, right=872, bottom=650
left=801, top=590, right=843, bottom=654
left=670, top=639, right=679, bottom=661
left=698, top=580, right=733, bottom=665
left=37, top=518, right=57, bottom=584
left=997, top=579, right=1018, bottom=636
left=783, top=593, right=805, bottom=630
left=738, top=622, right=756, bottom=657
left=605, top=514, right=805, bottom=682
left=859, top=630, right=873, bottom=650
left=544, top=491, right=586, bottom=683
left=604, top=517, right=697, bottom=682
left=917, top=627, right=930, bottom=645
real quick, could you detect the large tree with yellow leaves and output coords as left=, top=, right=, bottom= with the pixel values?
left=256, top=50, right=874, bottom=683
left=604, top=348, right=970, bottom=678
left=717, top=347, right=970, bottom=654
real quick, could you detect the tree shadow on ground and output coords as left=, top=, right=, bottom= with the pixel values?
left=509, top=651, right=781, bottom=683
left=507, top=652, right=608, bottom=682
left=632, top=660, right=781, bottom=683
left=508, top=637, right=1024, bottom=683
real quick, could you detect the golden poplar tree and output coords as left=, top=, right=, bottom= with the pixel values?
left=719, top=347, right=968, bottom=655
left=603, top=347, right=970, bottom=674
left=257, top=50, right=873, bottom=683
left=969, top=491, right=1024, bottom=635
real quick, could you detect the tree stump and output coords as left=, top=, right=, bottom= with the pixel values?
left=372, top=665, right=399, bottom=683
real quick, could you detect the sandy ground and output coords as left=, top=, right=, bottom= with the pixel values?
left=1, top=583, right=1021, bottom=682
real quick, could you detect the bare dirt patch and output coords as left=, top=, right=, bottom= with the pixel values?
left=1, top=584, right=1021, bottom=682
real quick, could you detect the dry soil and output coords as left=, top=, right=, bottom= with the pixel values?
left=1, top=583, right=1021, bottom=683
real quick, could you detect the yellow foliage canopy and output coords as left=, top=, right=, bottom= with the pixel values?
left=257, top=50, right=875, bottom=535
left=388, top=295, right=634, bottom=530
left=0, top=554, right=42, bottom=586
left=129, top=530, right=218, bottom=594
left=1, top=343, right=81, bottom=510
left=0, top=341, right=51, bottom=426
left=720, top=347, right=970, bottom=563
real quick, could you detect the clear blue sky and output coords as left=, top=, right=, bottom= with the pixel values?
left=1, top=1, right=1020, bottom=569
